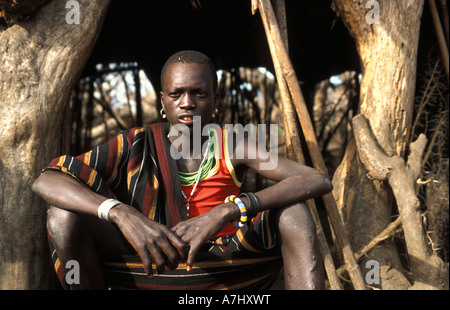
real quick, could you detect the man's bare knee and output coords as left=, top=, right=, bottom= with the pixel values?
left=275, top=202, right=324, bottom=289
left=47, top=206, right=78, bottom=240
left=47, top=206, right=85, bottom=250
left=275, top=202, right=317, bottom=241
left=47, top=207, right=107, bottom=289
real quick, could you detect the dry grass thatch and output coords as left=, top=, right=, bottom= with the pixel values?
left=0, top=0, right=49, bottom=26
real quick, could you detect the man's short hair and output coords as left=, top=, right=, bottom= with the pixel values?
left=160, top=50, right=218, bottom=92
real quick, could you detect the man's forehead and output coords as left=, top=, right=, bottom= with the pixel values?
left=167, top=62, right=209, bottom=73
left=165, top=63, right=213, bottom=85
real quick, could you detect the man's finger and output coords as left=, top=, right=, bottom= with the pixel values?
left=186, top=242, right=201, bottom=272
left=138, top=249, right=154, bottom=277
left=147, top=245, right=168, bottom=274
left=160, top=241, right=180, bottom=270
left=167, top=232, right=189, bottom=260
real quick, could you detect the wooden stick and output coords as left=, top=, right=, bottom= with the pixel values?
left=409, top=60, right=440, bottom=145
left=270, top=0, right=303, bottom=164
left=421, top=112, right=446, bottom=169
left=272, top=0, right=288, bottom=51
left=351, top=115, right=447, bottom=289
left=336, top=216, right=403, bottom=276
left=266, top=0, right=342, bottom=290
left=307, top=200, right=344, bottom=290
left=428, top=0, right=449, bottom=81
left=254, top=0, right=366, bottom=290
left=439, top=0, right=449, bottom=45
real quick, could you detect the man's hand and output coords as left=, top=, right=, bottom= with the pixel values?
left=170, top=202, right=239, bottom=271
left=109, top=204, right=188, bottom=276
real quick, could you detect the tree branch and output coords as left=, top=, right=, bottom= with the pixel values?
left=407, top=133, right=428, bottom=179
left=352, top=114, right=448, bottom=289
left=351, top=114, right=393, bottom=181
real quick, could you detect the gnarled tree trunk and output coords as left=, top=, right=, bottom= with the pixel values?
left=0, top=0, right=110, bottom=289
left=332, top=0, right=425, bottom=289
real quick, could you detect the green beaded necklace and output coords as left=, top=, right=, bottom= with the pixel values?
left=179, top=130, right=215, bottom=214
left=178, top=130, right=215, bottom=186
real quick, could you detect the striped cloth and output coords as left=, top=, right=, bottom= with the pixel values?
left=104, top=252, right=281, bottom=290
left=44, top=122, right=281, bottom=289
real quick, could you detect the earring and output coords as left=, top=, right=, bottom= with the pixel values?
left=212, top=108, right=218, bottom=118
left=160, top=108, right=167, bottom=119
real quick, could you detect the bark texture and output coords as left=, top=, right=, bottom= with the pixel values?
left=0, top=0, right=110, bottom=289
left=352, top=115, right=448, bottom=289
left=332, top=0, right=425, bottom=289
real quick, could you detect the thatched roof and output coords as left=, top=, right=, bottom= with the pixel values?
left=0, top=0, right=49, bottom=25
left=1, top=0, right=438, bottom=96
left=82, top=0, right=360, bottom=94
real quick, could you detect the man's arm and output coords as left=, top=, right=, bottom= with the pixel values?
left=171, top=133, right=333, bottom=270
left=232, top=135, right=333, bottom=212
left=33, top=170, right=107, bottom=216
left=32, top=171, right=187, bottom=275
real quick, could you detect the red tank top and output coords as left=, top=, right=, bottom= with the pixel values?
left=180, top=127, right=241, bottom=237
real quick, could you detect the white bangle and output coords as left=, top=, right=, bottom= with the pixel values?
left=97, top=199, right=122, bottom=221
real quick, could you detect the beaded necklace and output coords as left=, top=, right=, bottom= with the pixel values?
left=179, top=130, right=215, bottom=214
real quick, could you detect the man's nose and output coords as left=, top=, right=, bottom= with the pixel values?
left=179, top=93, right=196, bottom=109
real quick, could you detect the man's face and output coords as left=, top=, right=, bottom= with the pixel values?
left=160, top=62, right=216, bottom=130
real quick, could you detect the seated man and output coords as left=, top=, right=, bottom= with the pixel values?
left=32, top=50, right=333, bottom=290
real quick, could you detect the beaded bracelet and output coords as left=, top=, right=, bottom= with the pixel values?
left=224, top=195, right=248, bottom=228
left=239, top=192, right=260, bottom=218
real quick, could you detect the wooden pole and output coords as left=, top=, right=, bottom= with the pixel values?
left=439, top=0, right=449, bottom=45
left=253, top=0, right=366, bottom=290
left=268, top=0, right=343, bottom=290
left=336, top=216, right=403, bottom=277
left=270, top=0, right=302, bottom=163
left=428, top=0, right=449, bottom=81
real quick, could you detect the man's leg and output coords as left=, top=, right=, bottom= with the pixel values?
left=47, top=206, right=134, bottom=289
left=273, top=202, right=325, bottom=289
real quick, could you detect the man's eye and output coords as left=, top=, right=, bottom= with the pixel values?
left=196, top=91, right=207, bottom=97
left=169, top=92, right=181, bottom=98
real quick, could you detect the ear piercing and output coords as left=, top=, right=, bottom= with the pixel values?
left=212, top=107, right=218, bottom=118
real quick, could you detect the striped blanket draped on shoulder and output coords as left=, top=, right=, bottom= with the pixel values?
left=43, top=122, right=281, bottom=290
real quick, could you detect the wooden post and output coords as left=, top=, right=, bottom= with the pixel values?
left=428, top=0, right=449, bottom=81
left=0, top=0, right=111, bottom=289
left=253, top=0, right=366, bottom=289
left=269, top=0, right=302, bottom=163
left=268, top=0, right=343, bottom=290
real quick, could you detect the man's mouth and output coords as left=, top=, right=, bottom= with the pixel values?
left=179, top=114, right=194, bottom=121
left=178, top=114, right=197, bottom=124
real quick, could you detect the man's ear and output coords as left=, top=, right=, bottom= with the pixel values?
left=160, top=91, right=165, bottom=106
